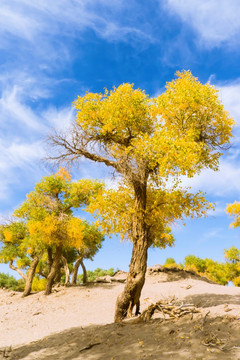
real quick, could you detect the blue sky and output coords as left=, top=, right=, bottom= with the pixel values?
left=1, top=0, right=240, bottom=276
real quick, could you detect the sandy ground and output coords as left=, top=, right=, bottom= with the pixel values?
left=1, top=268, right=240, bottom=359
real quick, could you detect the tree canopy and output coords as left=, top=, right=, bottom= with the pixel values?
left=0, top=168, right=104, bottom=295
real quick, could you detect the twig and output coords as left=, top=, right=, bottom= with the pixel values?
left=202, top=310, right=210, bottom=326
left=79, top=342, right=101, bottom=353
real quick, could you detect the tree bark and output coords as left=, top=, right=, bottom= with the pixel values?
left=22, top=254, right=39, bottom=297
left=61, top=256, right=70, bottom=286
left=54, top=265, right=61, bottom=284
left=114, top=181, right=148, bottom=322
left=9, top=260, right=27, bottom=281
left=47, top=247, right=53, bottom=273
left=80, top=258, right=87, bottom=284
left=45, top=245, right=62, bottom=295
left=71, top=257, right=82, bottom=285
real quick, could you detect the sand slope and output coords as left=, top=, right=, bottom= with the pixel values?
left=1, top=268, right=240, bottom=359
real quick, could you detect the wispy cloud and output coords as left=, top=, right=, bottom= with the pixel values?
left=0, top=77, right=75, bottom=202
left=166, top=0, right=240, bottom=47
left=0, top=1, right=152, bottom=49
left=181, top=159, right=240, bottom=198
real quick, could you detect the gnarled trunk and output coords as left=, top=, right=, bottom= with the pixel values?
left=62, top=256, right=70, bottom=286
left=71, top=258, right=82, bottom=285
left=22, top=254, right=39, bottom=297
left=47, top=247, right=53, bottom=273
left=45, top=245, right=62, bottom=295
left=114, top=180, right=148, bottom=322
left=80, top=258, right=87, bottom=284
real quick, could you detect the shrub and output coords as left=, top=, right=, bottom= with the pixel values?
left=0, top=272, right=25, bottom=291
left=164, top=258, right=176, bottom=266
left=77, top=268, right=116, bottom=283
left=184, top=255, right=207, bottom=273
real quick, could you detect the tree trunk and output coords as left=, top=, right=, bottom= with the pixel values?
left=9, top=260, right=27, bottom=281
left=22, top=254, right=39, bottom=297
left=71, top=258, right=82, bottom=285
left=47, top=247, right=53, bottom=273
left=54, top=265, right=61, bottom=284
left=45, top=245, right=62, bottom=295
left=61, top=256, right=70, bottom=286
left=80, top=258, right=87, bottom=284
left=114, top=181, right=148, bottom=322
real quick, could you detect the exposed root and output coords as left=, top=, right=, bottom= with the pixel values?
left=137, top=298, right=200, bottom=322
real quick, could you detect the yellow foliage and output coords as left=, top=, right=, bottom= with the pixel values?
left=184, top=264, right=199, bottom=274
left=66, top=217, right=85, bottom=248
left=87, top=182, right=212, bottom=248
left=2, top=229, right=13, bottom=243
left=226, top=201, right=240, bottom=228
left=27, top=214, right=85, bottom=248
left=73, top=72, right=234, bottom=181
left=32, top=277, right=47, bottom=291
left=233, top=276, right=240, bottom=287
left=55, top=167, right=72, bottom=182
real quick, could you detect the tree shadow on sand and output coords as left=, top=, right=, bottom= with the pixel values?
left=184, top=293, right=240, bottom=308
left=10, top=316, right=240, bottom=360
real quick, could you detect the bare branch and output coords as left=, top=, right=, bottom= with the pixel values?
left=46, top=129, right=119, bottom=170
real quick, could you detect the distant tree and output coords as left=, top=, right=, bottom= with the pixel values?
left=71, top=222, right=104, bottom=285
left=184, top=255, right=207, bottom=273
left=0, top=273, right=25, bottom=292
left=14, top=168, right=104, bottom=295
left=204, top=259, right=228, bottom=285
left=164, top=258, right=176, bottom=266
left=224, top=247, right=240, bottom=283
left=77, top=268, right=115, bottom=283
left=226, top=202, right=240, bottom=285
left=224, top=246, right=240, bottom=264
left=47, top=71, right=234, bottom=321
left=0, top=221, right=40, bottom=296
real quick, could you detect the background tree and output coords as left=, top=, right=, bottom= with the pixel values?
left=71, top=221, right=104, bottom=285
left=224, top=246, right=240, bottom=284
left=47, top=71, right=234, bottom=321
left=14, top=168, right=104, bottom=295
left=164, top=258, right=177, bottom=266
left=226, top=202, right=240, bottom=285
left=0, top=221, right=40, bottom=296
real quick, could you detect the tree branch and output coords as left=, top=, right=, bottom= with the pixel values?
left=9, top=260, right=27, bottom=281
left=47, top=131, right=120, bottom=171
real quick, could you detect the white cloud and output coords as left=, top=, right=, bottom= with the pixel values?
left=0, top=1, right=150, bottom=48
left=0, top=78, right=78, bottom=202
left=43, top=105, right=75, bottom=132
left=166, top=0, right=240, bottom=47
left=181, top=159, right=240, bottom=197
left=218, top=81, right=240, bottom=126
left=0, top=86, right=47, bottom=132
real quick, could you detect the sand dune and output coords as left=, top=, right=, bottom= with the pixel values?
left=1, top=268, right=240, bottom=359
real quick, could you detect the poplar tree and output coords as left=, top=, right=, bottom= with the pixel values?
left=48, top=71, right=234, bottom=320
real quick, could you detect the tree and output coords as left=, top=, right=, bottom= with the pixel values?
left=184, top=255, right=207, bottom=273
left=14, top=168, right=104, bottom=295
left=224, top=247, right=240, bottom=283
left=47, top=71, right=234, bottom=321
left=226, top=203, right=240, bottom=284
left=224, top=246, right=240, bottom=264
left=0, top=221, right=40, bottom=297
left=164, top=258, right=177, bottom=266
left=71, top=221, right=104, bottom=285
